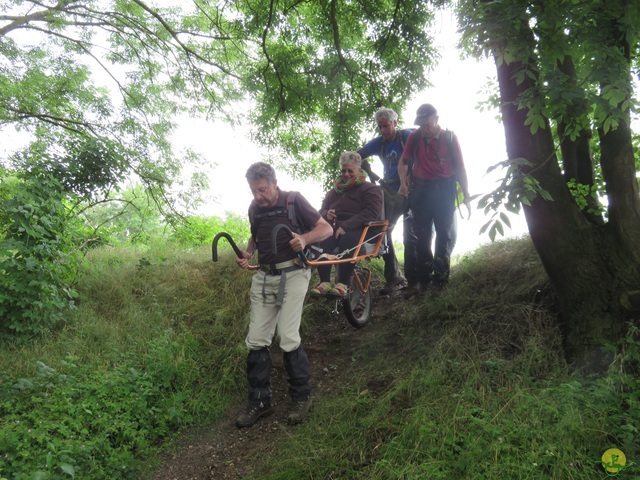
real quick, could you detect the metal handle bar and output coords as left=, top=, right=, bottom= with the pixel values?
left=271, top=220, right=389, bottom=267
left=271, top=224, right=309, bottom=265
left=212, top=232, right=244, bottom=261
left=212, top=232, right=260, bottom=271
left=271, top=223, right=295, bottom=253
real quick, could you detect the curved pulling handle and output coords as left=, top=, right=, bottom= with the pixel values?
left=212, top=232, right=244, bottom=262
left=271, top=223, right=308, bottom=263
left=271, top=223, right=294, bottom=254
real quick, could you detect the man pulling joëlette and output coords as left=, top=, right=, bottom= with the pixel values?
left=235, top=162, right=332, bottom=428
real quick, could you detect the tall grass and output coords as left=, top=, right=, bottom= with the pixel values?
left=246, top=237, right=639, bottom=479
left=1, top=237, right=637, bottom=479
left=0, top=243, right=251, bottom=479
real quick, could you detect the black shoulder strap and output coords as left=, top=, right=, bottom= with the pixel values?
left=250, top=192, right=307, bottom=239
left=379, top=129, right=407, bottom=159
left=285, top=191, right=300, bottom=231
left=445, top=129, right=458, bottom=170
left=398, top=129, right=407, bottom=151
left=248, top=200, right=257, bottom=235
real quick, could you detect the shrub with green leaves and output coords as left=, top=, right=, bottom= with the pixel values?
left=0, top=332, right=198, bottom=480
left=0, top=170, right=79, bottom=335
left=603, top=322, right=640, bottom=455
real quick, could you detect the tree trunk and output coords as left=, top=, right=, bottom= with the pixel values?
left=555, top=56, right=604, bottom=225
left=493, top=50, right=640, bottom=371
left=470, top=0, right=640, bottom=374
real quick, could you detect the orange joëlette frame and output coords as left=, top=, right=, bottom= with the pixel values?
left=299, top=219, right=389, bottom=267
left=213, top=219, right=389, bottom=271
left=273, top=219, right=389, bottom=296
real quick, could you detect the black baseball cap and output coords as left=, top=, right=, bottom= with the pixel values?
left=414, top=104, right=437, bottom=125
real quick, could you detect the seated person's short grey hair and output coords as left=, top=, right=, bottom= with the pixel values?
left=246, top=161, right=276, bottom=183
left=339, top=152, right=362, bottom=168
left=375, top=107, right=398, bottom=123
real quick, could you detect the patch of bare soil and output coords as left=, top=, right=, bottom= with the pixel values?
left=149, top=284, right=402, bottom=480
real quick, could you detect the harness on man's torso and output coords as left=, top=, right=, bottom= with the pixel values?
left=249, top=191, right=303, bottom=239
left=249, top=192, right=311, bottom=306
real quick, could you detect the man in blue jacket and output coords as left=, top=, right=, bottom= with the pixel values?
left=358, top=107, right=414, bottom=295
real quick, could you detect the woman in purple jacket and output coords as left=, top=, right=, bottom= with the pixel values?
left=310, top=151, right=383, bottom=298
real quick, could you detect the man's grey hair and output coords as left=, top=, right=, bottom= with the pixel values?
left=339, top=151, right=362, bottom=168
left=245, top=161, right=276, bottom=183
left=374, top=107, right=398, bottom=123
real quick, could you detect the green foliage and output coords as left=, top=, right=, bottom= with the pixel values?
left=567, top=178, right=606, bottom=219
left=458, top=0, right=640, bottom=230
left=0, top=0, right=230, bottom=221
left=249, top=239, right=639, bottom=480
left=0, top=335, right=196, bottom=480
left=1, top=237, right=639, bottom=479
left=15, top=137, right=129, bottom=200
left=171, top=213, right=250, bottom=248
left=75, top=186, right=167, bottom=247
left=0, top=244, right=252, bottom=478
left=233, top=0, right=439, bottom=186
left=1, top=0, right=442, bottom=200
left=476, top=158, right=553, bottom=241
left=602, top=322, right=640, bottom=455
left=0, top=170, right=79, bottom=335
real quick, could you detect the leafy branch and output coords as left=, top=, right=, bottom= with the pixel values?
left=477, top=157, right=553, bottom=241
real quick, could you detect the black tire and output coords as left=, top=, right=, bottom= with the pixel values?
left=342, top=267, right=372, bottom=328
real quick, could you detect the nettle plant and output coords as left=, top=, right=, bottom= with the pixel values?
left=0, top=171, right=80, bottom=335
left=0, top=336, right=195, bottom=479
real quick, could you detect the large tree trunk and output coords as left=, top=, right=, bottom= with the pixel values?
left=492, top=44, right=640, bottom=370
left=555, top=56, right=604, bottom=225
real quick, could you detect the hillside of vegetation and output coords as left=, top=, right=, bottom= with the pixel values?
left=1, top=236, right=638, bottom=479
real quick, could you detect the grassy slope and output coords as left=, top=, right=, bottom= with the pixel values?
left=250, top=239, right=617, bottom=479
left=0, top=238, right=638, bottom=479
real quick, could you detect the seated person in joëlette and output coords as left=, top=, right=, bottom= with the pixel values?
left=310, top=151, right=383, bottom=298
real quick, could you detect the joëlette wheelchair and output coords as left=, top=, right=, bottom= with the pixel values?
left=212, top=219, right=388, bottom=328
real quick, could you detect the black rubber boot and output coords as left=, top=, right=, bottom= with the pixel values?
left=236, top=347, right=273, bottom=428
left=246, top=347, right=272, bottom=402
left=284, top=347, right=312, bottom=425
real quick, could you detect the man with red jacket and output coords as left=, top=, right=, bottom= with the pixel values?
left=398, top=104, right=471, bottom=297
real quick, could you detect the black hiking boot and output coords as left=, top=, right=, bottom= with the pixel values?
left=403, top=284, right=419, bottom=299
left=235, top=400, right=273, bottom=428
left=287, top=397, right=313, bottom=425
left=379, top=275, right=407, bottom=295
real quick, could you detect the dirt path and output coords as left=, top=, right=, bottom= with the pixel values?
left=151, top=286, right=399, bottom=480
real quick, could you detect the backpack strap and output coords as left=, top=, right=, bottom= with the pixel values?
left=285, top=191, right=300, bottom=232
left=250, top=191, right=306, bottom=239
left=379, top=129, right=407, bottom=159
left=444, top=129, right=458, bottom=171
left=248, top=200, right=258, bottom=238
left=443, top=129, right=467, bottom=208
left=398, top=129, right=407, bottom=151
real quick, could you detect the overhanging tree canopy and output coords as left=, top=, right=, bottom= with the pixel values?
left=0, top=0, right=440, bottom=197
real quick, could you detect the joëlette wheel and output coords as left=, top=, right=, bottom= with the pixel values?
left=342, top=267, right=372, bottom=328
